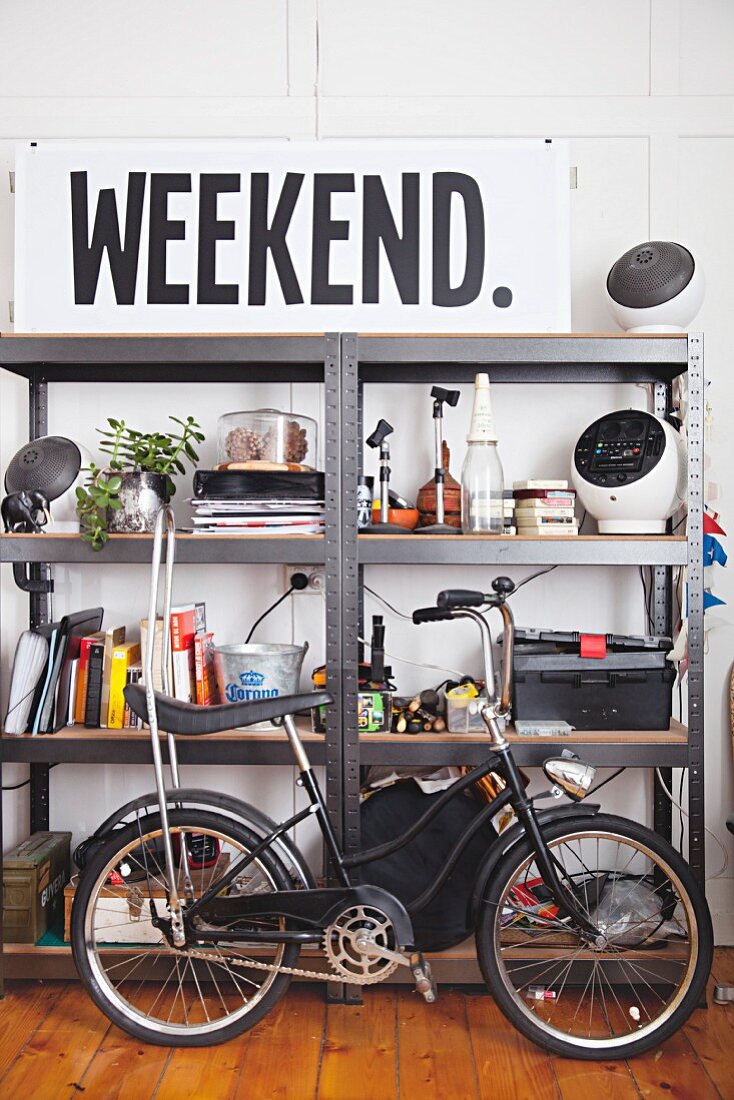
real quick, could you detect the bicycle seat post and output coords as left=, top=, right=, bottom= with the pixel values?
left=144, top=505, right=186, bottom=944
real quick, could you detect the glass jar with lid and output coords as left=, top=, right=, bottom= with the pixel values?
left=217, top=409, right=317, bottom=469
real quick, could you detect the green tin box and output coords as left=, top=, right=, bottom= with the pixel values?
left=3, top=831, right=72, bottom=943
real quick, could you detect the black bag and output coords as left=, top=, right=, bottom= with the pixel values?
left=357, top=782, right=497, bottom=952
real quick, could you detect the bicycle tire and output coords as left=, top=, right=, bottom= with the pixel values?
left=475, top=813, right=713, bottom=1059
left=71, top=809, right=301, bottom=1047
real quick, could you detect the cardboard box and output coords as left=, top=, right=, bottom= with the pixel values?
left=3, top=831, right=71, bottom=943
left=63, top=855, right=230, bottom=942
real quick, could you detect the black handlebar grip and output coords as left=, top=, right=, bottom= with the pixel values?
left=437, top=589, right=486, bottom=608
left=412, top=607, right=457, bottom=624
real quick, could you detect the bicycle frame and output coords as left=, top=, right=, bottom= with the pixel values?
left=142, top=513, right=600, bottom=947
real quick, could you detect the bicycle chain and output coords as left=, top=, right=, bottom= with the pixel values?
left=183, top=945, right=388, bottom=985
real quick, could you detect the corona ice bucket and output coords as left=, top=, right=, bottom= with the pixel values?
left=212, top=642, right=309, bottom=730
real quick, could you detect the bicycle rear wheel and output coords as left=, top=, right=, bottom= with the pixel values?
left=71, top=809, right=300, bottom=1046
left=475, top=813, right=713, bottom=1059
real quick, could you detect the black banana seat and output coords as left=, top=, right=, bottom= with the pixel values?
left=124, top=684, right=333, bottom=736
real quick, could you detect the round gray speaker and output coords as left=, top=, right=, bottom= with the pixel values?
left=4, top=436, right=82, bottom=500
left=605, top=240, right=704, bottom=332
left=607, top=241, right=694, bottom=308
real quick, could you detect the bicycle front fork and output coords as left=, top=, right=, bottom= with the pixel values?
left=496, top=745, right=601, bottom=940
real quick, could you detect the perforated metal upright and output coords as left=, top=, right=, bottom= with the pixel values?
left=685, top=334, right=705, bottom=884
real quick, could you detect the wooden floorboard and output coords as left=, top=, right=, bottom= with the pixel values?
left=464, top=990, right=559, bottom=1100
left=0, top=953, right=732, bottom=1099
left=318, top=989, right=397, bottom=1100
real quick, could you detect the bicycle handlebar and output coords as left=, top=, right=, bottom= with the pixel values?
left=412, top=606, right=456, bottom=624
left=412, top=592, right=516, bottom=715
left=437, top=588, right=485, bottom=608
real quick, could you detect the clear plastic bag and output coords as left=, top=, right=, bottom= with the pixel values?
left=591, top=876, right=684, bottom=944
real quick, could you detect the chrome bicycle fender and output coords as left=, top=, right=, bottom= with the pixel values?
left=467, top=802, right=601, bottom=928
left=84, top=787, right=316, bottom=890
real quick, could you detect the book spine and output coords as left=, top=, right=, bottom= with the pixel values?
left=194, top=633, right=204, bottom=705
left=170, top=610, right=195, bottom=703
left=100, top=627, right=126, bottom=729
left=75, top=638, right=94, bottom=724
left=84, top=642, right=105, bottom=728
left=67, top=659, right=79, bottom=726
left=108, top=644, right=140, bottom=729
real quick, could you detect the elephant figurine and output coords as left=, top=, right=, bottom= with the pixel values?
left=1, top=489, right=51, bottom=533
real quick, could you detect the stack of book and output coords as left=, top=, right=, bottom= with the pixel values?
left=513, top=481, right=579, bottom=536
left=4, top=600, right=218, bottom=735
left=184, top=498, right=325, bottom=535
left=141, top=603, right=217, bottom=706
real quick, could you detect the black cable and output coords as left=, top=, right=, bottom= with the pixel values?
left=639, top=566, right=654, bottom=633
left=245, top=586, right=295, bottom=644
left=587, top=766, right=625, bottom=797
left=3, top=762, right=59, bottom=791
left=511, top=565, right=559, bottom=593
left=364, top=585, right=413, bottom=620
left=2, top=777, right=31, bottom=791
left=244, top=571, right=310, bottom=643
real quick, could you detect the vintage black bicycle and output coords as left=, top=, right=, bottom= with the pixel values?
left=70, top=508, right=712, bottom=1058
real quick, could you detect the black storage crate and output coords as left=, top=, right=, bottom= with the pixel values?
left=509, top=630, right=676, bottom=731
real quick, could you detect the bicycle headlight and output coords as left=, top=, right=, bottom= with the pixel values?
left=543, top=757, right=596, bottom=802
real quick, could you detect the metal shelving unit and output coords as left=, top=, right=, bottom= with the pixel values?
left=0, top=333, right=344, bottom=985
left=338, top=332, right=705, bottom=890
left=0, top=330, right=705, bottom=986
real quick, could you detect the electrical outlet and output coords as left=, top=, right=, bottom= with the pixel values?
left=284, top=566, right=325, bottom=594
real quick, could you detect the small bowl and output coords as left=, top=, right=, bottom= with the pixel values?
left=371, top=505, right=420, bottom=530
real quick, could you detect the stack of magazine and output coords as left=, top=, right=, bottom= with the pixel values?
left=184, top=498, right=325, bottom=535
left=186, top=469, right=325, bottom=535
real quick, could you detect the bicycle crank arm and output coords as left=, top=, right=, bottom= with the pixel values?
left=352, top=935, right=437, bottom=1003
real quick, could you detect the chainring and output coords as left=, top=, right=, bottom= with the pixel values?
left=323, top=904, right=399, bottom=982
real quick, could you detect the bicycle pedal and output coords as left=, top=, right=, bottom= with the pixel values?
left=409, top=952, right=437, bottom=1003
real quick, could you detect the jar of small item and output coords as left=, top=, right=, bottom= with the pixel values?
left=217, top=409, right=317, bottom=470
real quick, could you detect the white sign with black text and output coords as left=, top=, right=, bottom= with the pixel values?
left=14, top=139, right=570, bottom=333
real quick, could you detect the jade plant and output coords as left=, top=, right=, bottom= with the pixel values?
left=76, top=416, right=204, bottom=550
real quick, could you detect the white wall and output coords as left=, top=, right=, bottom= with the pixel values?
left=1, top=0, right=733, bottom=938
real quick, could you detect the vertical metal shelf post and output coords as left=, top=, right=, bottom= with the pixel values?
left=323, top=334, right=345, bottom=852
left=686, top=334, right=705, bottom=886
left=652, top=379, right=674, bottom=847
left=339, top=335, right=361, bottom=858
left=28, top=367, right=51, bottom=834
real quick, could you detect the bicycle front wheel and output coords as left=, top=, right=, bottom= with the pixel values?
left=71, top=809, right=300, bottom=1046
left=475, top=813, right=713, bottom=1059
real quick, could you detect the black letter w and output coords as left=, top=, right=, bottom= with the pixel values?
left=70, top=172, right=146, bottom=304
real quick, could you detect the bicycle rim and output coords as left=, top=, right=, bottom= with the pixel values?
left=489, top=827, right=699, bottom=1053
left=80, top=820, right=291, bottom=1040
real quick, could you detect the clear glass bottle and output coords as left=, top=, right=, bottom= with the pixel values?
left=461, top=374, right=505, bottom=533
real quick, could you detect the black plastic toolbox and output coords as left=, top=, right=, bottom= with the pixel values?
left=508, top=629, right=676, bottom=731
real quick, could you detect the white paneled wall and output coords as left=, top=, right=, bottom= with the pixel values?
left=1, top=0, right=733, bottom=938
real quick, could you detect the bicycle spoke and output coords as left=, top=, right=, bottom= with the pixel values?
left=485, top=824, right=703, bottom=1053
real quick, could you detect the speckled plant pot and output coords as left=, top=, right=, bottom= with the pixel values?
left=107, top=471, right=168, bottom=534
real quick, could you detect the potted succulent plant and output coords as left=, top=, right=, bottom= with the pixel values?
left=76, top=416, right=204, bottom=549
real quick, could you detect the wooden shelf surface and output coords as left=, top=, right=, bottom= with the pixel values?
left=361, top=719, right=688, bottom=746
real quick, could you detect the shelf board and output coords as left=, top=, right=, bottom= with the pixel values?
left=0, top=333, right=332, bottom=382
left=357, top=720, right=689, bottom=767
left=359, top=533, right=687, bottom=566
left=0, top=532, right=325, bottom=565
left=1, top=721, right=325, bottom=766
left=1, top=936, right=483, bottom=983
left=353, top=333, right=690, bottom=384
